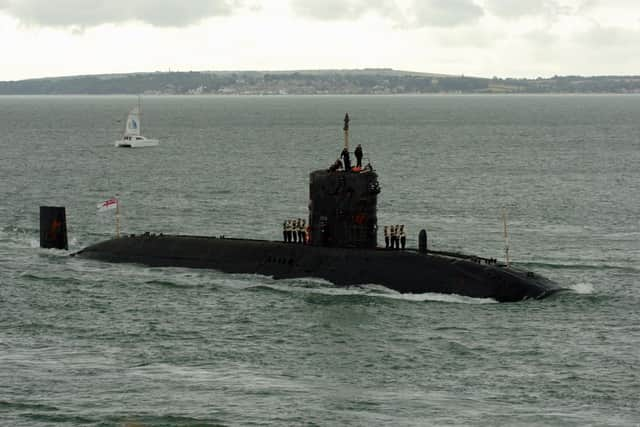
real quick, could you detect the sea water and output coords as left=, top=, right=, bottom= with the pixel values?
left=0, top=95, right=639, bottom=425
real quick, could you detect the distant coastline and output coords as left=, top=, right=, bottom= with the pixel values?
left=2, top=69, right=640, bottom=95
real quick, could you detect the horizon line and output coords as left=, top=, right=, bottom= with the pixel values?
left=4, top=68, right=640, bottom=83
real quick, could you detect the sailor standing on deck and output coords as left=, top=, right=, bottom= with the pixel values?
left=390, top=225, right=396, bottom=249
left=355, top=144, right=363, bottom=168
left=286, top=220, right=293, bottom=243
left=341, top=148, right=351, bottom=171
left=290, top=220, right=296, bottom=243
left=292, top=219, right=297, bottom=243
left=288, top=219, right=293, bottom=243
left=384, top=225, right=389, bottom=249
left=283, top=220, right=287, bottom=242
left=298, top=219, right=305, bottom=244
left=400, top=225, right=406, bottom=250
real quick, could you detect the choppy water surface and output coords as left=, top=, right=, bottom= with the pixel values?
left=1, top=95, right=639, bottom=426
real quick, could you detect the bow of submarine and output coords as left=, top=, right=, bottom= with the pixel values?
left=338, top=249, right=561, bottom=302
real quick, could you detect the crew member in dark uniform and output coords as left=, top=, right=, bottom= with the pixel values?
left=400, top=225, right=406, bottom=250
left=328, top=159, right=342, bottom=172
left=390, top=225, right=397, bottom=249
left=394, top=225, right=400, bottom=249
left=292, top=219, right=298, bottom=243
left=286, top=220, right=293, bottom=243
left=296, top=218, right=303, bottom=244
left=341, top=148, right=351, bottom=171
left=299, top=219, right=306, bottom=244
left=354, top=144, right=363, bottom=168
left=384, top=225, right=389, bottom=249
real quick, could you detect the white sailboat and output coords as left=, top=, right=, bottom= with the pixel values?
left=114, top=99, right=159, bottom=148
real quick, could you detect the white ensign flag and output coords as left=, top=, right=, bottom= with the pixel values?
left=97, top=197, right=118, bottom=212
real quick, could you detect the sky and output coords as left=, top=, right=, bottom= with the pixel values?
left=1, top=0, right=639, bottom=81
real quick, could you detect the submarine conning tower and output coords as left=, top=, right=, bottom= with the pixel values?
left=308, top=113, right=381, bottom=248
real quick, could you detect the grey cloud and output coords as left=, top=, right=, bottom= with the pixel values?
left=410, top=0, right=483, bottom=27
left=578, top=0, right=640, bottom=11
left=0, top=0, right=242, bottom=28
left=483, top=0, right=557, bottom=18
left=290, top=0, right=397, bottom=21
left=436, top=27, right=501, bottom=47
left=521, top=29, right=555, bottom=45
left=576, top=24, right=640, bottom=47
left=525, top=24, right=640, bottom=76
left=291, top=0, right=483, bottom=28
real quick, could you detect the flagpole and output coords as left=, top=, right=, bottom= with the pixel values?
left=115, top=198, right=121, bottom=238
left=503, top=208, right=510, bottom=267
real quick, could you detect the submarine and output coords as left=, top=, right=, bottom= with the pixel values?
left=42, top=114, right=561, bottom=302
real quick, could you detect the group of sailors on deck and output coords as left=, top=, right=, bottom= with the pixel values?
left=384, top=225, right=406, bottom=250
left=283, top=219, right=309, bottom=244
left=328, top=144, right=371, bottom=173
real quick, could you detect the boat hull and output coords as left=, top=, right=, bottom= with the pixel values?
left=114, top=139, right=159, bottom=148
left=74, top=235, right=561, bottom=302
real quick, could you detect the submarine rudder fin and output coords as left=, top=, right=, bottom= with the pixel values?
left=40, top=206, right=68, bottom=250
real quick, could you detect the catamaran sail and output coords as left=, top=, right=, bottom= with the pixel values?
left=114, top=100, right=159, bottom=148
left=125, top=107, right=141, bottom=137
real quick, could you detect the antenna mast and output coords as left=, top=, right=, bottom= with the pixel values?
left=343, top=113, right=350, bottom=150
left=138, top=95, right=142, bottom=135
left=502, top=209, right=510, bottom=267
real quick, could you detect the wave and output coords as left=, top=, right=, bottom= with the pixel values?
left=1, top=394, right=225, bottom=426
left=521, top=224, right=590, bottom=234
left=152, top=273, right=501, bottom=305
left=248, top=280, right=497, bottom=304
left=1, top=225, right=38, bottom=235
left=602, top=231, right=640, bottom=239
left=21, top=413, right=98, bottom=425
left=113, top=414, right=225, bottom=427
left=18, top=272, right=82, bottom=285
left=0, top=226, right=38, bottom=249
left=0, top=236, right=42, bottom=250
left=0, top=400, right=59, bottom=412
left=518, top=260, right=639, bottom=274
left=0, top=226, right=79, bottom=253
left=143, top=279, right=208, bottom=289
left=379, top=291, right=498, bottom=304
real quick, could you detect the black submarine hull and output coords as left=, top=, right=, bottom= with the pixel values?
left=74, top=235, right=561, bottom=302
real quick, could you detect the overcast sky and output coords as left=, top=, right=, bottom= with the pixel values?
left=1, top=0, right=639, bottom=80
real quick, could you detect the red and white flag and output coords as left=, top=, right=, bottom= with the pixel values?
left=97, top=197, right=118, bottom=212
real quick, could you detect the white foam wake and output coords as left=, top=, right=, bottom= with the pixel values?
left=569, top=282, right=595, bottom=294
left=257, top=281, right=498, bottom=304
left=362, top=287, right=498, bottom=304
